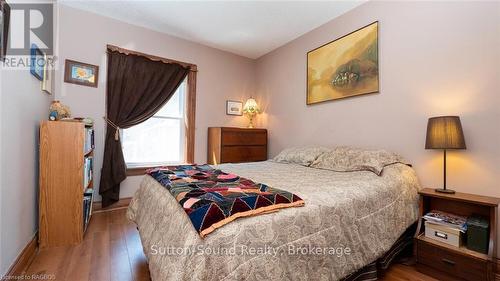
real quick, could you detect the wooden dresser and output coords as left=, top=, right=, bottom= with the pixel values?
left=207, top=127, right=267, bottom=164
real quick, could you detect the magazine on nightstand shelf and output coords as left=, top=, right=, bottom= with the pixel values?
left=423, top=210, right=467, bottom=232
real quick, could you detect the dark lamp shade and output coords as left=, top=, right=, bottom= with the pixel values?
left=425, top=116, right=466, bottom=149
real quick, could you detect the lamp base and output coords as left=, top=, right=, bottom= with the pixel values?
left=246, top=114, right=255, bottom=128
left=435, top=188, right=456, bottom=194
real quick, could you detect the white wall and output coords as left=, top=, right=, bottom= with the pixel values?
left=0, top=2, right=56, bottom=275
left=55, top=5, right=257, bottom=200
left=255, top=0, right=500, bottom=247
left=257, top=0, right=500, bottom=197
left=0, top=69, right=53, bottom=275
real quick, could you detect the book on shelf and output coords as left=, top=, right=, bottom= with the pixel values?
left=83, top=156, right=93, bottom=189
left=84, top=128, right=95, bottom=154
left=83, top=194, right=92, bottom=229
left=423, top=210, right=467, bottom=232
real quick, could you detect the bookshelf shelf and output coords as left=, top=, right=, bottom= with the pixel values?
left=39, top=120, right=95, bottom=248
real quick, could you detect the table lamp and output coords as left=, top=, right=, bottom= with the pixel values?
left=243, top=98, right=260, bottom=128
left=425, top=116, right=466, bottom=194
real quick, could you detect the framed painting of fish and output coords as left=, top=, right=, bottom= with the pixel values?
left=307, top=21, right=379, bottom=105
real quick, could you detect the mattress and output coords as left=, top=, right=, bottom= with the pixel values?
left=127, top=161, right=420, bottom=281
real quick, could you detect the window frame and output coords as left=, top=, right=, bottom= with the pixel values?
left=124, top=80, right=187, bottom=168
left=125, top=67, right=197, bottom=176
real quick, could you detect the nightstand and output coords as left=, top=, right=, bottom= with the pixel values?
left=415, top=188, right=500, bottom=281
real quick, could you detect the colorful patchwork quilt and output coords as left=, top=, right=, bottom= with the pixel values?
left=147, top=164, right=305, bottom=237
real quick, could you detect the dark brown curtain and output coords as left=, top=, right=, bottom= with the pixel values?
left=100, top=49, right=190, bottom=207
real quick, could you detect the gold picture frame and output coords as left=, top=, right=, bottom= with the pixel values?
left=307, top=21, right=379, bottom=105
left=42, top=54, right=53, bottom=95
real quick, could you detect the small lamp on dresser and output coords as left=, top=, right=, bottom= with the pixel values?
left=243, top=98, right=260, bottom=128
left=425, top=116, right=466, bottom=194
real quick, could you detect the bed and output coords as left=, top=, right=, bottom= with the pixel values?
left=127, top=156, right=420, bottom=281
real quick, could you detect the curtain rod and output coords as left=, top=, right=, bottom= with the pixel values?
left=106, top=44, right=198, bottom=72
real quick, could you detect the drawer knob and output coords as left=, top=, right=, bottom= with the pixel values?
left=441, top=258, right=456, bottom=266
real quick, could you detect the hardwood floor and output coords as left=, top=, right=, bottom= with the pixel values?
left=24, top=208, right=149, bottom=281
left=382, top=264, right=437, bottom=281
left=22, top=208, right=436, bottom=281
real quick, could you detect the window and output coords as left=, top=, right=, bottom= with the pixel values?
left=122, top=79, right=187, bottom=168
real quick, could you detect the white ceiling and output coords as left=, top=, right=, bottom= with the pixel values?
left=59, top=0, right=365, bottom=59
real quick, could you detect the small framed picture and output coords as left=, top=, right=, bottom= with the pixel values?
left=226, top=100, right=243, bottom=116
left=42, top=54, right=53, bottom=95
left=1, top=0, right=11, bottom=61
left=30, top=44, right=44, bottom=81
left=64, top=59, right=99, bottom=88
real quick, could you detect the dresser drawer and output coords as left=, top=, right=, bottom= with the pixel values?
left=221, top=146, right=267, bottom=163
left=221, top=130, right=267, bottom=146
left=417, top=239, right=488, bottom=281
left=208, top=127, right=268, bottom=165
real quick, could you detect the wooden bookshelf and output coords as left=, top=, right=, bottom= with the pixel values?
left=39, top=120, right=94, bottom=248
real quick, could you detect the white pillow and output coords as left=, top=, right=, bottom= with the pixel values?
left=310, top=146, right=406, bottom=176
left=272, top=146, right=331, bottom=166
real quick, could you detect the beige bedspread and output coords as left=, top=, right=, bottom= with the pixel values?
left=127, top=161, right=420, bottom=281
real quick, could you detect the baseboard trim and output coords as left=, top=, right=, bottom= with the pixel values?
left=93, top=197, right=132, bottom=213
left=2, top=233, right=38, bottom=280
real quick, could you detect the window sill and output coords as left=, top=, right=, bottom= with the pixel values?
left=126, top=167, right=151, bottom=176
